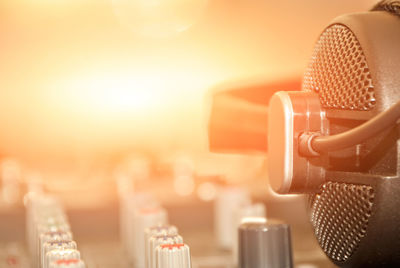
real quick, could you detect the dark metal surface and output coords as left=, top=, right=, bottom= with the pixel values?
left=239, top=221, right=293, bottom=268
left=372, top=0, right=400, bottom=17
left=304, top=11, right=400, bottom=268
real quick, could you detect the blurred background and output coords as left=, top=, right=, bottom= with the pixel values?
left=0, top=0, right=380, bottom=266
left=0, top=0, right=377, bottom=202
left=0, top=0, right=376, bottom=162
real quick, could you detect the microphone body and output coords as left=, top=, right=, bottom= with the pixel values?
left=301, top=10, right=400, bottom=267
left=207, top=4, right=400, bottom=268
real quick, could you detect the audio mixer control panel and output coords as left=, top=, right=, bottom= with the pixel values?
left=0, top=189, right=335, bottom=268
left=0, top=158, right=334, bottom=268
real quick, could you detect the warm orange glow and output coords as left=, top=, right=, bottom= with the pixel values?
left=52, top=71, right=166, bottom=116
left=0, top=0, right=377, bottom=182
left=112, top=0, right=209, bottom=37
left=173, top=175, right=195, bottom=196
left=197, top=182, right=217, bottom=201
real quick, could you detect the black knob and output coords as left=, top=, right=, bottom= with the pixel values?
left=238, top=221, right=293, bottom=268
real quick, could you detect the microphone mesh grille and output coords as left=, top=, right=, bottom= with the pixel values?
left=303, top=24, right=376, bottom=111
left=310, top=182, right=374, bottom=262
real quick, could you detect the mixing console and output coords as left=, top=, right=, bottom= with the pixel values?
left=0, top=158, right=336, bottom=268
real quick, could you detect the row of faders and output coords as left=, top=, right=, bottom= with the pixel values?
left=24, top=193, right=86, bottom=268
left=120, top=192, right=192, bottom=268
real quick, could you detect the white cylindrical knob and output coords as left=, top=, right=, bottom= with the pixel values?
left=25, top=194, right=66, bottom=258
left=45, top=249, right=81, bottom=268
left=148, top=234, right=183, bottom=268
left=42, top=240, right=77, bottom=268
left=131, top=207, right=168, bottom=268
left=155, top=244, right=191, bottom=268
left=214, top=187, right=250, bottom=249
left=144, top=225, right=178, bottom=268
left=35, top=224, right=71, bottom=268
left=33, top=222, right=70, bottom=268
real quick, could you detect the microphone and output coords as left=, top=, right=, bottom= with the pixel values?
left=208, top=1, right=400, bottom=267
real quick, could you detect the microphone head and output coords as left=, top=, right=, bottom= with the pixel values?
left=302, top=7, right=400, bottom=267
left=206, top=2, right=400, bottom=266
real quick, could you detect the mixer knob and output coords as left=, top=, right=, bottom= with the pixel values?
left=41, top=240, right=77, bottom=268
left=155, top=243, right=191, bottom=268
left=148, top=234, right=183, bottom=268
left=144, top=225, right=178, bottom=244
left=45, top=249, right=81, bottom=268
left=144, top=225, right=178, bottom=268
left=131, top=207, right=168, bottom=268
left=215, top=187, right=250, bottom=249
left=238, top=220, right=293, bottom=268
left=26, top=195, right=67, bottom=259
left=48, top=259, right=86, bottom=268
left=34, top=228, right=72, bottom=267
left=232, top=203, right=266, bottom=265
left=39, top=231, right=73, bottom=253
